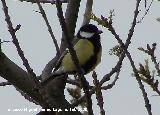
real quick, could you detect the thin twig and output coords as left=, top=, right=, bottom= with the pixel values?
left=100, top=52, right=124, bottom=85
left=55, top=0, right=94, bottom=115
left=35, top=0, right=60, bottom=56
left=0, top=81, right=11, bottom=86
left=138, top=63, right=160, bottom=96
left=138, top=44, right=160, bottom=95
left=137, top=0, right=154, bottom=23
left=117, top=0, right=152, bottom=114
left=127, top=52, right=152, bottom=115
left=42, top=0, right=81, bottom=78
left=94, top=0, right=152, bottom=114
left=125, top=0, right=141, bottom=47
left=115, top=0, right=152, bottom=114
left=73, top=0, right=139, bottom=108
left=72, top=71, right=120, bottom=107
left=102, top=71, right=119, bottom=90
left=138, top=43, right=160, bottom=77
left=0, top=1, right=52, bottom=109
left=71, top=47, right=124, bottom=106
left=92, top=71, right=105, bottom=115
left=1, top=0, right=40, bottom=87
left=0, top=40, right=11, bottom=43
left=149, top=44, right=160, bottom=76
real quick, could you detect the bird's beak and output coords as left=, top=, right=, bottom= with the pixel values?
left=97, top=30, right=103, bottom=34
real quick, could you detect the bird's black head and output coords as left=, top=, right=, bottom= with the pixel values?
left=77, top=24, right=103, bottom=39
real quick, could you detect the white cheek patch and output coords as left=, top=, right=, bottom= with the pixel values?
left=80, top=31, right=94, bottom=38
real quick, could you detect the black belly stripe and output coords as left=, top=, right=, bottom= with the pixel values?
left=81, top=34, right=101, bottom=74
left=82, top=52, right=98, bottom=74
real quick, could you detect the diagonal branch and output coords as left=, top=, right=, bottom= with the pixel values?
left=127, top=52, right=152, bottom=115
left=90, top=0, right=152, bottom=114
left=35, top=0, right=60, bottom=56
left=1, top=0, right=40, bottom=88
left=72, top=70, right=120, bottom=107
left=42, top=0, right=81, bottom=78
left=101, top=70, right=119, bottom=90
left=104, top=0, right=152, bottom=114
left=0, top=53, right=48, bottom=107
left=55, top=0, right=93, bottom=115
left=1, top=0, right=52, bottom=110
left=124, top=0, right=152, bottom=114
left=35, top=0, right=60, bottom=79
left=137, top=0, right=154, bottom=23
left=100, top=52, right=124, bottom=85
left=60, top=0, right=81, bottom=52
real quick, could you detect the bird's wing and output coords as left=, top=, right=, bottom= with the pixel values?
left=53, top=50, right=69, bottom=71
left=53, top=37, right=80, bottom=72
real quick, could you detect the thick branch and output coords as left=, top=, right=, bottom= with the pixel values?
left=82, top=0, right=93, bottom=25
left=60, top=0, right=81, bottom=52
left=0, top=53, right=48, bottom=107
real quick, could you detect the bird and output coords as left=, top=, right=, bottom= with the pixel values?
left=54, top=24, right=102, bottom=75
left=41, top=24, right=102, bottom=85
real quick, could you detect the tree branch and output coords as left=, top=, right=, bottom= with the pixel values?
left=59, top=0, right=81, bottom=52
left=42, top=0, right=81, bottom=79
left=137, top=0, right=154, bottom=23
left=127, top=52, right=152, bottom=115
left=0, top=53, right=48, bottom=107
left=107, top=0, right=153, bottom=114
left=1, top=0, right=51, bottom=109
left=55, top=1, right=93, bottom=115
left=40, top=0, right=84, bottom=114
left=72, top=70, right=120, bottom=107
left=41, top=56, right=58, bottom=79
left=0, top=81, right=11, bottom=86
left=101, top=70, right=120, bottom=90
left=1, top=0, right=40, bottom=88
left=82, top=0, right=93, bottom=26
left=92, top=71, right=105, bottom=115
left=35, top=0, right=60, bottom=79
left=35, top=0, right=60, bottom=57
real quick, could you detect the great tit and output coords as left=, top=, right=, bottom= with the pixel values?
left=53, top=24, right=103, bottom=75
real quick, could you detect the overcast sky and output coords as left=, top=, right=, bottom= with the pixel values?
left=0, top=0, right=160, bottom=115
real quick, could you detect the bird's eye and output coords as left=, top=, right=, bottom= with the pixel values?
left=80, top=31, right=94, bottom=38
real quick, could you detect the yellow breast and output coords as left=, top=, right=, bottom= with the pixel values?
left=61, top=39, right=94, bottom=72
